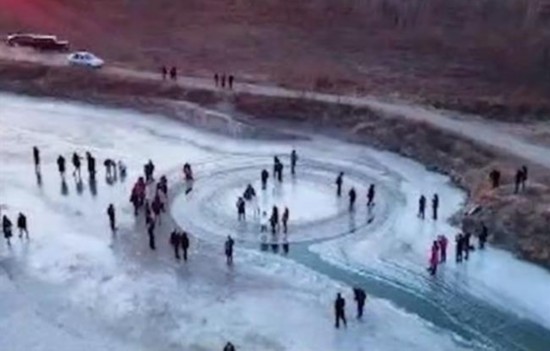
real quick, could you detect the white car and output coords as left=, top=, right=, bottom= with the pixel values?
left=67, top=51, right=104, bottom=68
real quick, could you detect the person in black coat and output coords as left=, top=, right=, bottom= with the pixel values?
left=17, top=213, right=28, bottom=239
left=261, top=169, right=269, bottom=190
left=170, top=229, right=181, bottom=260
left=181, top=231, right=190, bottom=261
left=148, top=221, right=156, bottom=250
left=353, top=287, right=367, bottom=319
left=223, top=342, right=236, bottom=351
left=107, top=204, right=116, bottom=233
left=3, top=215, right=13, bottom=245
left=57, top=155, right=66, bottom=176
left=225, top=236, right=234, bottom=265
left=367, top=184, right=375, bottom=207
left=33, top=146, right=40, bottom=171
left=432, top=194, right=439, bottom=220
left=334, top=293, right=347, bottom=328
left=336, top=172, right=344, bottom=197
left=348, top=187, right=356, bottom=211
left=418, top=195, right=426, bottom=219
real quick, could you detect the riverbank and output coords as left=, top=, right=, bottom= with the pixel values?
left=0, top=60, right=549, bottom=269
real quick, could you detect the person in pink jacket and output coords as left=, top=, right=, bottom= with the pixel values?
left=429, top=240, right=440, bottom=276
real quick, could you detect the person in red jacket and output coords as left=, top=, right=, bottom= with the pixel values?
left=429, top=241, right=439, bottom=275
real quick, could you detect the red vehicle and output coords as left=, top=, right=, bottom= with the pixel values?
left=6, top=33, right=69, bottom=51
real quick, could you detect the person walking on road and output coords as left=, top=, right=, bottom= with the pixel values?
left=225, top=235, right=234, bottom=265
left=336, top=172, right=344, bottom=197
left=17, top=213, right=28, bottom=239
left=334, top=293, right=347, bottom=329
left=353, top=287, right=367, bottom=319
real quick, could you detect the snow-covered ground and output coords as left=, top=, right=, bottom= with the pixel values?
left=0, top=93, right=549, bottom=350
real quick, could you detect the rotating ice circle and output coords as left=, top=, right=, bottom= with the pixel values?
left=170, top=157, right=396, bottom=243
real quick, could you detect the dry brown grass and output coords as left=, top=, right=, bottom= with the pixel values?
left=2, top=0, right=550, bottom=113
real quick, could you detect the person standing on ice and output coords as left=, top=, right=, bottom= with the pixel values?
left=270, top=206, right=279, bottom=234
left=243, top=184, right=256, bottom=201
left=223, top=342, right=236, bottom=351
left=273, top=156, right=280, bottom=178
left=438, top=235, right=448, bottom=262
left=181, top=230, right=190, bottom=261
left=147, top=220, right=156, bottom=250
left=2, top=215, right=13, bottom=246
left=335, top=172, right=344, bottom=197
left=478, top=222, right=489, bottom=249
left=463, top=231, right=472, bottom=260
left=290, top=149, right=298, bottom=175
left=418, top=195, right=426, bottom=219
left=432, top=193, right=439, bottom=220
left=118, top=160, right=127, bottom=181
left=86, top=152, right=96, bottom=178
left=107, top=204, right=116, bottom=233
left=17, top=213, right=28, bottom=239
left=367, top=184, right=375, bottom=208
left=334, top=293, right=347, bottom=329
left=57, top=155, right=66, bottom=177
left=170, top=229, right=181, bottom=260
left=282, top=207, right=289, bottom=234
left=348, top=187, right=357, bottom=211
left=32, top=146, right=40, bottom=172
left=72, top=152, right=82, bottom=179
left=429, top=240, right=439, bottom=276
left=152, top=194, right=164, bottom=224
left=353, top=287, right=367, bottom=319
left=104, top=158, right=116, bottom=180
left=225, top=235, right=234, bottom=265
left=455, top=233, right=464, bottom=263
left=260, top=211, right=268, bottom=232
left=261, top=169, right=269, bottom=190
left=276, top=161, right=284, bottom=182
left=236, top=197, right=246, bottom=221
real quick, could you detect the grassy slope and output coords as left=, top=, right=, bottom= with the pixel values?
left=2, top=0, right=550, bottom=114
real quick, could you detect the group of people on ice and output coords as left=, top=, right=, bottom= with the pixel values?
left=335, top=172, right=377, bottom=212
left=333, top=287, right=368, bottom=329
left=418, top=193, right=439, bottom=220
left=428, top=224, right=490, bottom=275
left=2, top=212, right=29, bottom=246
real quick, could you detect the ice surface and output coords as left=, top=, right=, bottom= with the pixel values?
left=0, top=93, right=547, bottom=351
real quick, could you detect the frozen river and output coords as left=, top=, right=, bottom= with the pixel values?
left=0, top=93, right=549, bottom=351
